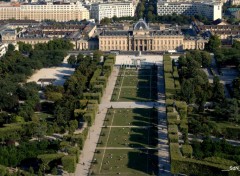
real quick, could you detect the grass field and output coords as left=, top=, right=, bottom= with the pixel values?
left=103, top=108, right=156, bottom=127
left=111, top=68, right=158, bottom=102
left=91, top=149, right=158, bottom=175
left=90, top=108, right=158, bottom=175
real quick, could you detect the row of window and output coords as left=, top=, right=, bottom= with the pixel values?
left=100, top=40, right=183, bottom=45
left=100, top=45, right=183, bottom=51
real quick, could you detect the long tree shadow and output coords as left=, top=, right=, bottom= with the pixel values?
left=118, top=66, right=158, bottom=102
left=128, top=149, right=158, bottom=175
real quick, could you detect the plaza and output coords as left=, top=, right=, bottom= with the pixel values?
left=27, top=55, right=75, bottom=86
left=111, top=54, right=161, bottom=102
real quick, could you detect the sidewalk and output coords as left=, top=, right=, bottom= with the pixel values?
left=157, top=65, right=171, bottom=175
left=70, top=67, right=119, bottom=176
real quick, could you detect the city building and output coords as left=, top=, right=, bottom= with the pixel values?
left=231, top=0, right=240, bottom=5
left=99, top=19, right=207, bottom=51
left=192, top=21, right=240, bottom=42
left=226, top=8, right=240, bottom=19
left=157, top=1, right=222, bottom=20
left=0, top=21, right=98, bottom=50
left=0, top=1, right=89, bottom=22
left=90, top=2, right=136, bottom=22
left=0, top=20, right=39, bottom=29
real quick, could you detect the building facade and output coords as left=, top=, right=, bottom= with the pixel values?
left=99, top=19, right=207, bottom=51
left=157, top=2, right=222, bottom=20
left=231, top=0, right=240, bottom=5
left=193, top=21, right=240, bottom=41
left=0, top=1, right=89, bottom=22
left=90, top=2, right=135, bottom=21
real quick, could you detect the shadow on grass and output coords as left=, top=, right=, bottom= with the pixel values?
left=128, top=149, right=158, bottom=175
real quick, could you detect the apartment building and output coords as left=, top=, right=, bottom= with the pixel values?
left=0, top=1, right=89, bottom=22
left=90, top=2, right=135, bottom=21
left=157, top=1, right=222, bottom=20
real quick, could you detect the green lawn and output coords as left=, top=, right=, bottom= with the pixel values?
left=103, top=108, right=155, bottom=127
left=111, top=68, right=157, bottom=102
left=123, top=69, right=153, bottom=76
left=32, top=112, right=53, bottom=121
left=118, top=87, right=156, bottom=102
left=90, top=149, right=158, bottom=175
left=92, top=108, right=158, bottom=175
left=122, top=76, right=150, bottom=87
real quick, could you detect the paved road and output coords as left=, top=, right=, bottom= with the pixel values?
left=99, top=101, right=165, bottom=109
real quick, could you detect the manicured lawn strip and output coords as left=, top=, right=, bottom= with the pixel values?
left=122, top=76, right=150, bottom=87
left=118, top=87, right=153, bottom=102
left=91, top=149, right=158, bottom=175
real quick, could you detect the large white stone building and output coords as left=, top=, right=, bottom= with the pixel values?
left=90, top=2, right=136, bottom=22
left=0, top=1, right=90, bottom=22
left=157, top=1, right=222, bottom=20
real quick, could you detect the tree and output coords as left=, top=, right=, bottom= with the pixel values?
left=51, top=167, right=58, bottom=175
left=227, top=99, right=240, bottom=122
left=69, top=119, right=78, bottom=135
left=29, top=167, right=34, bottom=175
left=76, top=53, right=84, bottom=63
left=205, top=35, right=221, bottom=52
left=147, top=11, right=154, bottom=22
left=112, top=15, right=118, bottom=22
left=212, top=76, right=225, bottom=102
left=181, top=79, right=195, bottom=103
left=100, top=17, right=111, bottom=25
left=178, top=55, right=187, bottom=67
left=18, top=42, right=32, bottom=54
left=232, top=77, right=240, bottom=98
left=67, top=55, right=76, bottom=66
left=8, top=44, right=15, bottom=52
left=93, top=50, right=103, bottom=60
left=201, top=51, right=212, bottom=68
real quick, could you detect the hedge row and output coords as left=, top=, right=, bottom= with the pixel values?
left=67, top=55, right=115, bottom=173
left=169, top=134, right=179, bottom=143
left=181, top=144, right=193, bottom=158
left=170, top=143, right=237, bottom=176
left=37, top=153, right=65, bottom=164
left=204, top=157, right=237, bottom=166
left=167, top=112, right=178, bottom=119
left=62, top=155, right=77, bottom=173
left=168, top=125, right=178, bottom=134
left=166, top=106, right=174, bottom=112
left=163, top=55, right=181, bottom=99
left=0, top=165, right=7, bottom=175
left=83, top=93, right=101, bottom=104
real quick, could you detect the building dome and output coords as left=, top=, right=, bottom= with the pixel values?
left=134, top=19, right=149, bottom=31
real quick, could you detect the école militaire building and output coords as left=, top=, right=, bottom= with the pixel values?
left=99, top=19, right=208, bottom=52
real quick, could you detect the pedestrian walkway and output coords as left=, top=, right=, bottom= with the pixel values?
left=72, top=67, right=119, bottom=176
left=157, top=65, right=171, bottom=175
